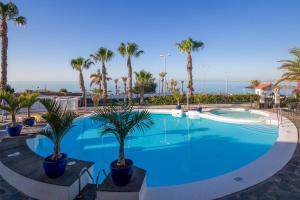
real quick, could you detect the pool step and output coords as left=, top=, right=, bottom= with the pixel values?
left=74, top=183, right=96, bottom=200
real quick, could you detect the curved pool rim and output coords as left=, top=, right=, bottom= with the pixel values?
left=144, top=109, right=298, bottom=200
left=27, top=109, right=298, bottom=200
left=201, top=107, right=270, bottom=124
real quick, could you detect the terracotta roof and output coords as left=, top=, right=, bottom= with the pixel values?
left=254, top=83, right=272, bottom=89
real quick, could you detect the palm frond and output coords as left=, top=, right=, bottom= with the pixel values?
left=39, top=99, right=77, bottom=159
left=277, top=48, right=300, bottom=83
left=14, top=16, right=26, bottom=26
left=92, top=104, right=153, bottom=142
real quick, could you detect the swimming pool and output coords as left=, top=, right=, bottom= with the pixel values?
left=27, top=112, right=278, bottom=187
left=210, top=109, right=265, bottom=119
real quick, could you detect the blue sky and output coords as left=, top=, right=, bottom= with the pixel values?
left=6, top=0, right=300, bottom=82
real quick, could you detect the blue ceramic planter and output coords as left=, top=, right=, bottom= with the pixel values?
left=176, top=104, right=182, bottom=110
left=110, top=159, right=133, bottom=186
left=196, top=107, right=202, bottom=112
left=23, top=117, right=35, bottom=127
left=6, top=124, right=22, bottom=137
left=43, top=153, right=68, bottom=178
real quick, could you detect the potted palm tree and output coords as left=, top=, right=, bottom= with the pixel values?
left=20, top=91, right=39, bottom=126
left=92, top=104, right=153, bottom=186
left=0, top=91, right=25, bottom=136
left=173, top=91, right=182, bottom=110
left=38, top=98, right=77, bottom=178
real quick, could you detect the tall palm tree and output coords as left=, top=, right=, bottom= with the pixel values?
left=118, top=42, right=144, bottom=105
left=90, top=69, right=102, bottom=95
left=176, top=37, right=204, bottom=96
left=159, top=72, right=167, bottom=94
left=276, top=48, right=300, bottom=83
left=90, top=47, right=114, bottom=105
left=170, top=79, right=177, bottom=92
left=0, top=2, right=26, bottom=91
left=121, top=77, right=128, bottom=94
left=250, top=80, right=260, bottom=88
left=135, top=70, right=154, bottom=105
left=114, top=78, right=119, bottom=95
left=71, top=57, right=93, bottom=107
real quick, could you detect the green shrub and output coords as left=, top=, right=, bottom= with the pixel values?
left=280, top=96, right=298, bottom=107
left=146, top=93, right=259, bottom=105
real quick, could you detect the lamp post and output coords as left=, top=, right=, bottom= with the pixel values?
left=225, top=72, right=229, bottom=95
left=160, top=53, right=170, bottom=95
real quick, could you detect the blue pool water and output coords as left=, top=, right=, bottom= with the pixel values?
left=27, top=113, right=278, bottom=187
left=211, top=109, right=264, bottom=119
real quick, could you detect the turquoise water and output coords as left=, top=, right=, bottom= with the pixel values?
left=27, top=114, right=278, bottom=187
left=211, top=109, right=264, bottom=119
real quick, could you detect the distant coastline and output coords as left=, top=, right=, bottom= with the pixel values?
left=8, top=80, right=295, bottom=96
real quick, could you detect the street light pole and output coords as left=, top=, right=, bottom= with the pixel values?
left=160, top=53, right=170, bottom=95
left=225, top=72, right=229, bottom=95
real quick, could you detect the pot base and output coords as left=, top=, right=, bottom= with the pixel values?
left=6, top=124, right=22, bottom=137
left=43, top=153, right=68, bottom=178
left=110, top=159, right=133, bottom=186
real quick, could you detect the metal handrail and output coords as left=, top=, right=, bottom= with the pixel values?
left=78, top=167, right=108, bottom=198
left=96, top=168, right=108, bottom=190
left=77, top=167, right=94, bottom=199
left=277, top=107, right=282, bottom=127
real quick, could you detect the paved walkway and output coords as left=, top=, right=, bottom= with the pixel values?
left=0, top=175, right=35, bottom=200
left=220, top=110, right=300, bottom=200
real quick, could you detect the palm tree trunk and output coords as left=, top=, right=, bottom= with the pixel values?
left=79, top=72, right=86, bottom=107
left=102, top=62, right=108, bottom=105
left=181, top=81, right=184, bottom=95
left=158, top=79, right=160, bottom=94
left=127, top=57, right=133, bottom=106
left=99, top=82, right=102, bottom=99
left=123, top=82, right=127, bottom=94
left=0, top=19, right=8, bottom=91
left=118, top=141, right=125, bottom=166
left=161, top=79, right=164, bottom=94
left=53, top=141, right=60, bottom=160
left=115, top=83, right=117, bottom=95
left=123, top=82, right=127, bottom=104
left=12, top=114, right=16, bottom=127
left=140, top=85, right=145, bottom=105
left=27, top=107, right=30, bottom=118
left=187, top=52, right=193, bottom=97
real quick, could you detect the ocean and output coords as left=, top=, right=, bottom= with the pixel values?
left=8, top=80, right=295, bottom=96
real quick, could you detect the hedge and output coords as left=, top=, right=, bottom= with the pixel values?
left=146, top=94, right=259, bottom=105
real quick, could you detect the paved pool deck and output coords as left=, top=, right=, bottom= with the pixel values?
left=0, top=108, right=300, bottom=200
left=220, top=109, right=300, bottom=200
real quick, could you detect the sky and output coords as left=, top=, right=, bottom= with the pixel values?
left=5, top=0, right=300, bottom=83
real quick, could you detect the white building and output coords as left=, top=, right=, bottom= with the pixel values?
left=254, top=83, right=273, bottom=96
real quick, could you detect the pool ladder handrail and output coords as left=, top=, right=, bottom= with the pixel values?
left=77, top=167, right=108, bottom=199
left=96, top=168, right=108, bottom=189
left=277, top=107, right=282, bottom=127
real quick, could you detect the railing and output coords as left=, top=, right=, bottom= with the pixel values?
left=77, top=167, right=108, bottom=199
left=96, top=168, right=108, bottom=190
left=77, top=167, right=94, bottom=199
left=277, top=107, right=282, bottom=127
